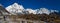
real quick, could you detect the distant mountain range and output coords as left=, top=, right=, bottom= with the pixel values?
left=0, top=3, right=60, bottom=15
left=5, top=3, right=59, bottom=15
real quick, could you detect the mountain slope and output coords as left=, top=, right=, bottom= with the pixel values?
left=0, top=4, right=9, bottom=15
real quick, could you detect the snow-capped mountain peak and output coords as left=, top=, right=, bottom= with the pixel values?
left=13, top=3, right=19, bottom=5
left=5, top=3, right=24, bottom=14
left=12, top=3, right=24, bottom=10
left=5, top=3, right=59, bottom=15
left=25, top=8, right=37, bottom=14
left=38, top=8, right=50, bottom=15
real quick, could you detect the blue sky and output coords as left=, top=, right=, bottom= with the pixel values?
left=0, top=0, right=60, bottom=11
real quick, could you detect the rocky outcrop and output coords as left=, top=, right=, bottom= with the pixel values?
left=0, top=5, right=9, bottom=15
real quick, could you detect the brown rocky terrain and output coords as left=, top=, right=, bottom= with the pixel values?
left=4, top=13, right=60, bottom=23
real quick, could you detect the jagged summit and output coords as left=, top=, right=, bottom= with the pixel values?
left=6, top=3, right=24, bottom=14
left=5, top=3, right=59, bottom=15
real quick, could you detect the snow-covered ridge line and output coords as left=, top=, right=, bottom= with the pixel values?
left=5, top=3, right=59, bottom=15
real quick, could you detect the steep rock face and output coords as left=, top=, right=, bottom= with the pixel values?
left=0, top=5, right=9, bottom=15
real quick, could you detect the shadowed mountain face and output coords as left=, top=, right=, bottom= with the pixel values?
left=0, top=6, right=9, bottom=15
